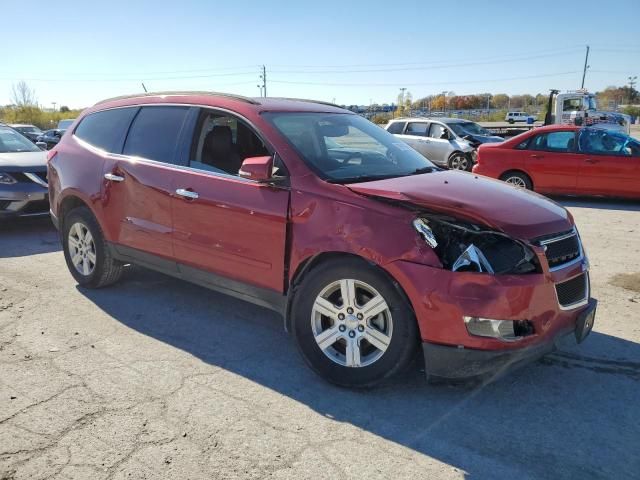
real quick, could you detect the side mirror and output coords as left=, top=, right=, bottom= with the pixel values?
left=36, top=142, right=48, bottom=150
left=239, top=155, right=273, bottom=182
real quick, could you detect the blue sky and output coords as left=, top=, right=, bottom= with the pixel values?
left=2, top=0, right=638, bottom=108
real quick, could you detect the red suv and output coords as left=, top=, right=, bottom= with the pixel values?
left=48, top=92, right=596, bottom=387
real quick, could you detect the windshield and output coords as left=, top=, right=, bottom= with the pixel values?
left=58, top=119, right=74, bottom=129
left=264, top=112, right=435, bottom=183
left=0, top=127, right=41, bottom=153
left=448, top=121, right=490, bottom=136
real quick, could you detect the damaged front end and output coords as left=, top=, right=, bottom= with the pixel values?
left=413, top=215, right=540, bottom=275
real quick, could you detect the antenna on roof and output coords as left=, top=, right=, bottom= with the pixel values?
left=141, top=82, right=148, bottom=93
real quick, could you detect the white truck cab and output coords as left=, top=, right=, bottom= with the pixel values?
left=544, top=89, right=630, bottom=134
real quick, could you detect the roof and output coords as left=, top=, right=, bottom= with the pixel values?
left=8, top=124, right=36, bottom=128
left=91, top=91, right=349, bottom=115
left=389, top=116, right=470, bottom=123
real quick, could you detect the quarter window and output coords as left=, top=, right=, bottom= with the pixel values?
left=386, top=122, right=406, bottom=134
left=74, top=107, right=138, bottom=153
left=123, top=106, right=190, bottom=164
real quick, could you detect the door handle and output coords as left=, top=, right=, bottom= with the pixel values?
left=104, top=173, right=124, bottom=182
left=530, top=154, right=543, bottom=159
left=175, top=188, right=199, bottom=200
left=585, top=158, right=599, bottom=164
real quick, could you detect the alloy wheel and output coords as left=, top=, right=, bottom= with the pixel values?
left=504, top=176, right=527, bottom=188
left=68, top=222, right=97, bottom=276
left=310, top=279, right=393, bottom=368
left=450, top=154, right=469, bottom=171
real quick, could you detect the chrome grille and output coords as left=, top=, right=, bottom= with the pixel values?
left=555, top=273, right=588, bottom=309
left=533, top=228, right=582, bottom=271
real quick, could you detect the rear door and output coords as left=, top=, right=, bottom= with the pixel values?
left=522, top=130, right=582, bottom=193
left=577, top=129, right=640, bottom=197
left=170, top=108, right=290, bottom=293
left=101, top=105, right=196, bottom=264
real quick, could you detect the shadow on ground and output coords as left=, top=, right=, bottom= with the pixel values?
left=78, top=267, right=640, bottom=479
left=0, top=217, right=59, bottom=257
left=553, top=196, right=640, bottom=212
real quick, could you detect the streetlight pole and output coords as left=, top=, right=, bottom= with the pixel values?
left=628, top=76, right=638, bottom=105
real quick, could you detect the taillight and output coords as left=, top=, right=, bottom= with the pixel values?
left=46, top=149, right=58, bottom=162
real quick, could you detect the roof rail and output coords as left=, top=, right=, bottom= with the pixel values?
left=270, top=97, right=343, bottom=108
left=94, top=91, right=260, bottom=106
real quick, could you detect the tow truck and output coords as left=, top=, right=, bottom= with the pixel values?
left=543, top=89, right=630, bottom=133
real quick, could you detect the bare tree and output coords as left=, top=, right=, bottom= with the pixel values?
left=11, top=81, right=37, bottom=107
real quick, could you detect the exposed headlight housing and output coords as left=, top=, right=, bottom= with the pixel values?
left=413, top=215, right=539, bottom=274
left=0, top=172, right=17, bottom=185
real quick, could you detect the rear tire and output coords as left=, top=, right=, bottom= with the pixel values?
left=62, top=206, right=123, bottom=288
left=500, top=171, right=533, bottom=190
left=291, top=258, right=419, bottom=388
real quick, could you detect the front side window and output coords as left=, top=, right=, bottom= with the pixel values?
left=0, top=127, right=40, bottom=153
left=123, top=106, right=190, bottom=164
left=428, top=123, right=446, bottom=139
left=578, top=129, right=638, bottom=156
left=75, top=107, right=138, bottom=153
left=529, top=131, right=576, bottom=152
left=264, top=112, right=434, bottom=183
left=386, top=122, right=406, bottom=134
left=405, top=122, right=428, bottom=136
left=189, top=109, right=270, bottom=176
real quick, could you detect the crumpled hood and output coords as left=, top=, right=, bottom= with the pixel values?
left=470, top=134, right=504, bottom=144
left=0, top=151, right=47, bottom=171
left=347, top=170, right=572, bottom=240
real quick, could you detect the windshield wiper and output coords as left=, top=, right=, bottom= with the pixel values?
left=410, top=166, right=438, bottom=175
left=327, top=173, right=403, bottom=184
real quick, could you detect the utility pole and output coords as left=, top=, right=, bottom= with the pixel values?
left=259, top=65, right=267, bottom=98
left=581, top=45, right=590, bottom=89
left=398, top=87, right=407, bottom=117
left=628, top=76, right=638, bottom=105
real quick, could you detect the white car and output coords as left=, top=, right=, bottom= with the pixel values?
left=385, top=117, right=503, bottom=171
left=505, top=112, right=535, bottom=124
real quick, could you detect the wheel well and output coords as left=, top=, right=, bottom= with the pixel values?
left=284, top=252, right=415, bottom=333
left=499, top=169, right=533, bottom=188
left=59, top=196, right=89, bottom=227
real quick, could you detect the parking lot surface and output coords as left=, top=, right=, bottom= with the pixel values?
left=1, top=198, right=639, bottom=480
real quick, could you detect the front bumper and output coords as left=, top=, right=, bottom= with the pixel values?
left=384, top=255, right=593, bottom=380
left=0, top=183, right=49, bottom=218
left=423, top=299, right=596, bottom=381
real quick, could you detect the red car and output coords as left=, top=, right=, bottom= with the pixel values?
left=473, top=125, right=640, bottom=198
left=48, top=93, right=596, bottom=387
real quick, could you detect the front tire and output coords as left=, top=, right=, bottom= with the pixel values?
left=291, top=258, right=419, bottom=387
left=448, top=152, right=471, bottom=171
left=62, top=206, right=124, bottom=288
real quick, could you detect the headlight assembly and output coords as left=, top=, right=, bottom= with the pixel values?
left=0, top=172, right=17, bottom=185
left=413, top=215, right=539, bottom=275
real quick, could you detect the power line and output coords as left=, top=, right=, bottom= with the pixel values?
left=269, top=70, right=581, bottom=87
left=268, top=50, right=583, bottom=75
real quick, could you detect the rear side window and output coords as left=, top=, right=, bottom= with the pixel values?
left=530, top=131, right=575, bottom=152
left=386, top=122, right=406, bottom=134
left=74, top=107, right=138, bottom=153
left=405, top=122, right=428, bottom=136
left=123, top=106, right=190, bottom=164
